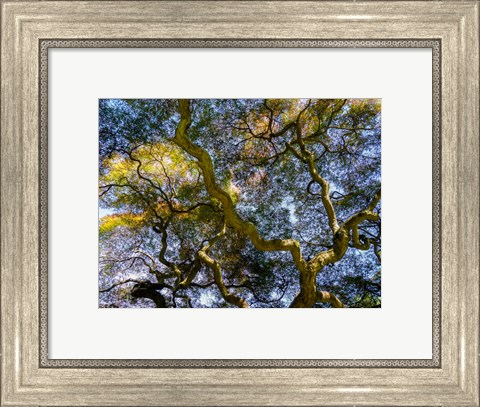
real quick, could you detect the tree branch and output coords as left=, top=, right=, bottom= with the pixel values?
left=196, top=221, right=249, bottom=308
left=291, top=118, right=339, bottom=234
left=131, top=281, right=167, bottom=308
left=99, top=279, right=142, bottom=293
left=172, top=99, right=307, bottom=274
left=152, top=216, right=182, bottom=279
left=316, top=291, right=347, bottom=308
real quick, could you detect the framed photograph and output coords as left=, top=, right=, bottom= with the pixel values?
left=1, top=1, right=478, bottom=406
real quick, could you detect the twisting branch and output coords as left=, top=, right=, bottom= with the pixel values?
left=176, top=258, right=202, bottom=290
left=316, top=291, right=347, bottom=308
left=305, top=154, right=339, bottom=234
left=172, top=99, right=308, bottom=274
left=291, top=190, right=380, bottom=307
left=132, top=249, right=157, bottom=267
left=367, top=189, right=382, bottom=211
left=152, top=216, right=182, bottom=280
left=197, top=221, right=250, bottom=308
left=309, top=205, right=381, bottom=273
left=127, top=148, right=169, bottom=198
left=99, top=279, right=142, bottom=293
left=99, top=178, right=162, bottom=219
left=291, top=116, right=339, bottom=234
left=352, top=225, right=370, bottom=250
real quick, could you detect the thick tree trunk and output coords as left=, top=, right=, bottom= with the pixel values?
left=289, top=271, right=317, bottom=308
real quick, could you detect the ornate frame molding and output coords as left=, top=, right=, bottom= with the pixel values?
left=38, top=38, right=441, bottom=369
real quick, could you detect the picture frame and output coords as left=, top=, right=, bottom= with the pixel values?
left=1, top=1, right=478, bottom=406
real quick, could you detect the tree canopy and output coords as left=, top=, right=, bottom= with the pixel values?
left=99, top=98, right=381, bottom=308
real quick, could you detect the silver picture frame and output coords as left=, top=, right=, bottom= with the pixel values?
left=1, top=2, right=478, bottom=406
